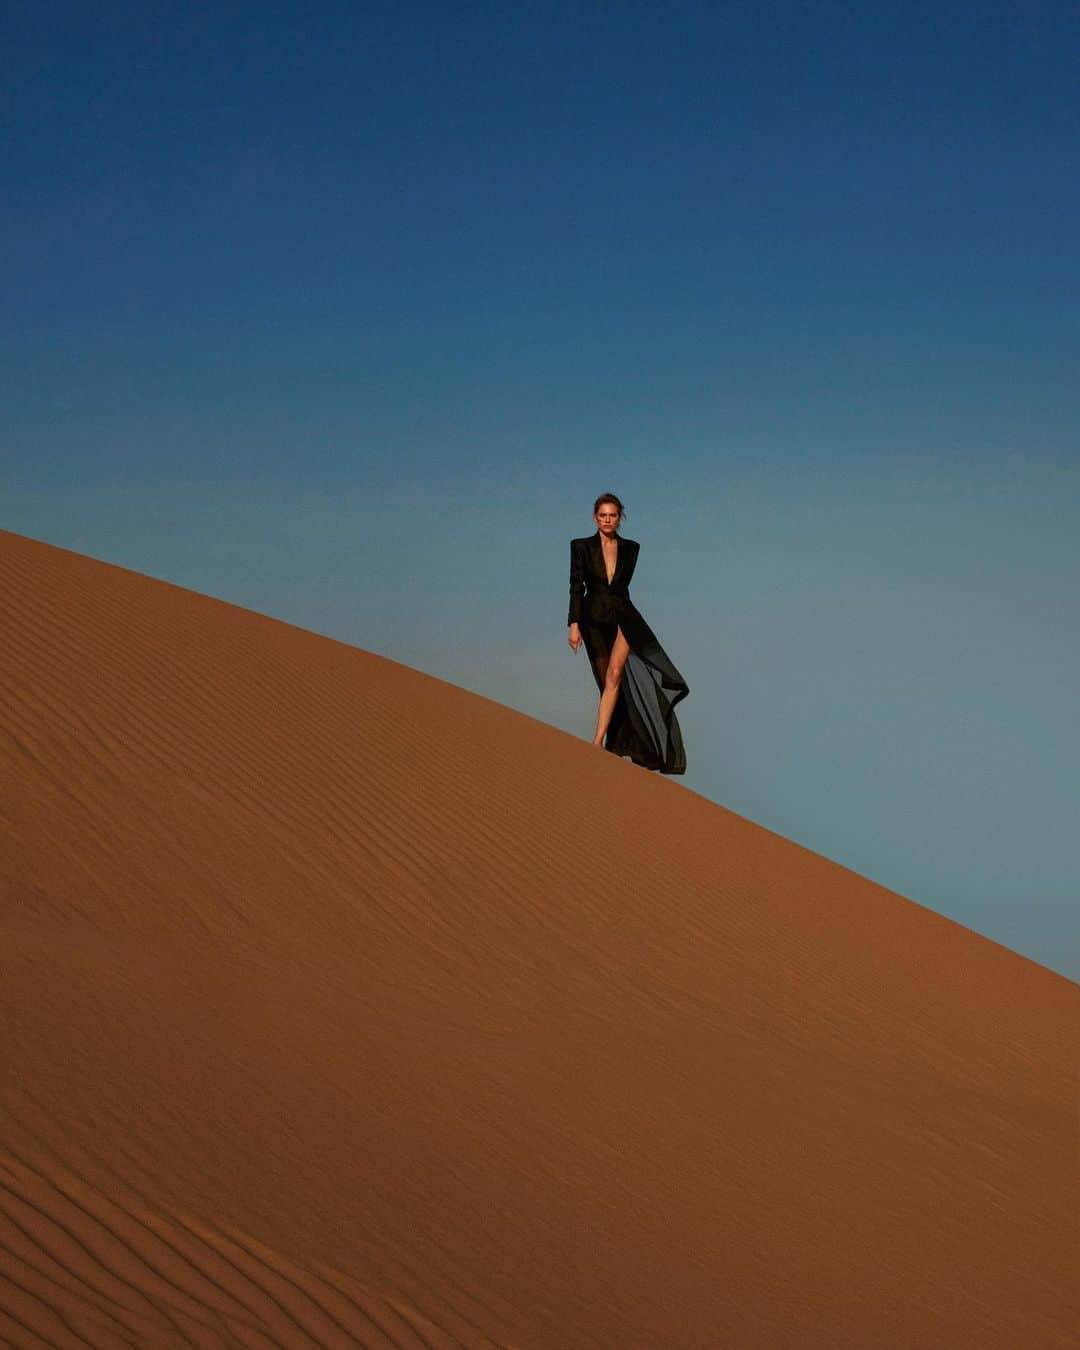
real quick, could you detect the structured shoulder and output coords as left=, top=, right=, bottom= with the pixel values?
left=570, top=536, right=592, bottom=548
left=620, top=536, right=640, bottom=550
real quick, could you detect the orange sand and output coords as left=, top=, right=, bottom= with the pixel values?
left=2, top=527, right=1076, bottom=1348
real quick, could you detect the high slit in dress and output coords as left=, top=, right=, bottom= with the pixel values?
left=569, top=531, right=689, bottom=774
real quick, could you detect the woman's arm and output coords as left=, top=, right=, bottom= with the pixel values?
left=568, top=539, right=586, bottom=626
left=623, top=539, right=640, bottom=585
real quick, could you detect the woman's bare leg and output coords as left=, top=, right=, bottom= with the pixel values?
left=592, top=627, right=630, bottom=746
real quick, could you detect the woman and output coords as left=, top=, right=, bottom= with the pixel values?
left=568, top=494, right=689, bottom=773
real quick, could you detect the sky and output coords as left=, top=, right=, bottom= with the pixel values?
left=3, top=1, right=1078, bottom=980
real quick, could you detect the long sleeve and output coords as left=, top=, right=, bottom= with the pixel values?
left=568, top=539, right=586, bottom=625
left=622, top=539, right=639, bottom=587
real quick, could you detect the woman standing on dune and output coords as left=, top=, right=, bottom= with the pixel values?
left=568, top=494, right=689, bottom=774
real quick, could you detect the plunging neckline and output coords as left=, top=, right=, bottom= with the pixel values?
left=598, top=532, right=618, bottom=585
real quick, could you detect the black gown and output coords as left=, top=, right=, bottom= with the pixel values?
left=569, top=532, right=689, bottom=774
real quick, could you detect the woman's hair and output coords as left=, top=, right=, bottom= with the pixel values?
left=593, top=492, right=626, bottom=520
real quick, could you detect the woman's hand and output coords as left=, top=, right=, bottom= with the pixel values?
left=568, top=623, right=582, bottom=653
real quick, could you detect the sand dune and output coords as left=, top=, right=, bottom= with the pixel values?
left=2, top=526, right=1076, bottom=1349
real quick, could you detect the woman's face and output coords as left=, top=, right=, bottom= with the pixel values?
left=594, top=505, right=621, bottom=536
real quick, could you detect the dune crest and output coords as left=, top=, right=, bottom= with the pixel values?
left=2, top=528, right=1076, bottom=1349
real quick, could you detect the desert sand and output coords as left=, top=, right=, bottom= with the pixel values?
left=1, top=526, right=1076, bottom=1348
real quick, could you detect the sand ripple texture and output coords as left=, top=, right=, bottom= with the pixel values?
left=2, top=528, right=1077, bottom=1349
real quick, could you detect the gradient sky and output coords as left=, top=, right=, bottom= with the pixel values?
left=4, top=1, right=1078, bottom=979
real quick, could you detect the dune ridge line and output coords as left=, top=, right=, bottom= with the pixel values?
left=2, top=527, right=1077, bottom=1349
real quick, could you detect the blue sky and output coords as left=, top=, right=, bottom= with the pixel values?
left=3, top=2, right=1078, bottom=978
